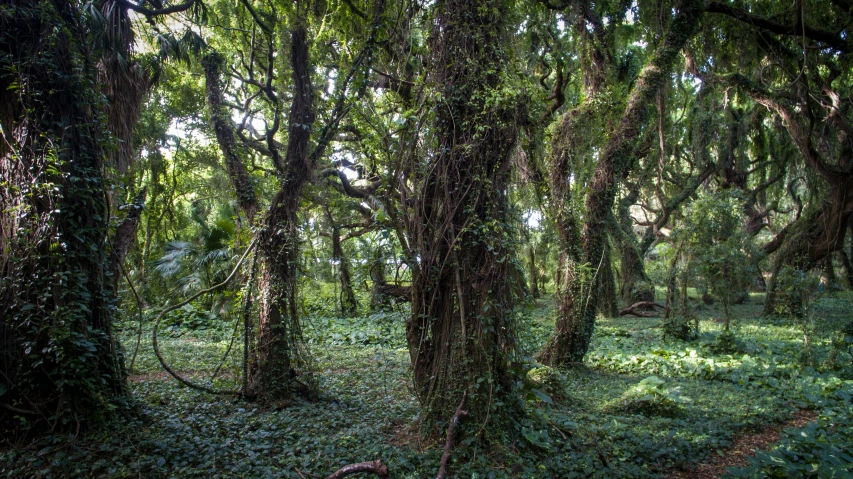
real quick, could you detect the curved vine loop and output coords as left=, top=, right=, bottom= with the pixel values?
left=151, top=238, right=258, bottom=395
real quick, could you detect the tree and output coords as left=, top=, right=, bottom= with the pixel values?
left=541, top=0, right=705, bottom=366
left=1, top=0, right=124, bottom=429
left=405, top=0, right=525, bottom=439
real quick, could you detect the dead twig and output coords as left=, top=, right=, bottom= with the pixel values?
left=436, top=391, right=469, bottom=479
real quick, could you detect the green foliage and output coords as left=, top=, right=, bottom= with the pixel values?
left=525, top=364, right=569, bottom=401
left=774, top=266, right=822, bottom=318
left=725, top=409, right=853, bottom=479
left=607, top=376, right=691, bottom=418
left=3, top=295, right=853, bottom=477
left=676, top=191, right=761, bottom=325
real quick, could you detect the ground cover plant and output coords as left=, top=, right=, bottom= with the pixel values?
left=2, top=292, right=851, bottom=478
left=3, top=0, right=853, bottom=478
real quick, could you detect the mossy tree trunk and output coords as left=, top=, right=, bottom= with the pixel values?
left=542, top=0, right=705, bottom=366
left=1, top=0, right=125, bottom=430
left=253, top=25, right=317, bottom=399
left=529, top=246, right=540, bottom=300
left=325, top=209, right=358, bottom=318
left=406, top=0, right=523, bottom=440
left=611, top=185, right=654, bottom=307
left=599, top=238, right=620, bottom=318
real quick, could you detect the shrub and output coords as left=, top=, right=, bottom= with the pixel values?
left=607, top=376, right=691, bottom=418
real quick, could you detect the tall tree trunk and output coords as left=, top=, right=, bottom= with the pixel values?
left=328, top=220, right=358, bottom=317
left=252, top=26, right=316, bottom=399
left=108, top=189, right=147, bottom=292
left=407, top=0, right=522, bottom=439
left=529, top=246, right=540, bottom=300
left=370, top=247, right=388, bottom=309
left=542, top=0, right=705, bottom=366
left=611, top=186, right=654, bottom=307
left=1, top=0, right=125, bottom=430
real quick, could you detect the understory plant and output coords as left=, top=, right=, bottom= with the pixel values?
left=608, top=375, right=691, bottom=418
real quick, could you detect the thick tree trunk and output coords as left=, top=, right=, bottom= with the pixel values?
left=331, top=224, right=358, bottom=317
left=252, top=26, right=316, bottom=399
left=840, top=250, right=853, bottom=290
left=108, top=189, right=147, bottom=291
left=542, top=0, right=704, bottom=366
left=407, top=0, right=522, bottom=439
left=599, top=238, right=620, bottom=317
left=764, top=184, right=853, bottom=314
left=370, top=247, right=388, bottom=309
left=611, top=187, right=654, bottom=307
left=1, top=0, right=125, bottom=430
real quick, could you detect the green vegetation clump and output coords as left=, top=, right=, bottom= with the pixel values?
left=607, top=376, right=691, bottom=418
left=526, top=364, right=569, bottom=400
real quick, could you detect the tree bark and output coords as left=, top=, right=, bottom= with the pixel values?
left=202, top=52, right=260, bottom=222
left=108, top=189, right=147, bottom=292
left=529, top=246, right=540, bottom=300
left=763, top=185, right=853, bottom=314
left=252, top=26, right=316, bottom=399
left=1, top=0, right=125, bottom=430
left=598, top=238, right=620, bottom=317
left=542, top=0, right=705, bottom=366
left=326, top=216, right=358, bottom=317
left=611, top=186, right=655, bottom=307
left=370, top=247, right=387, bottom=309
left=407, top=0, right=522, bottom=439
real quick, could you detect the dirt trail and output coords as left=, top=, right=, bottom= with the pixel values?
left=666, top=410, right=817, bottom=479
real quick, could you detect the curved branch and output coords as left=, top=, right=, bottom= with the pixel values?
left=120, top=0, right=196, bottom=17
left=326, top=460, right=388, bottom=479
left=707, top=2, right=849, bottom=52
left=151, top=239, right=257, bottom=395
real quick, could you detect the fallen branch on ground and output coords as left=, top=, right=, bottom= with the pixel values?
left=325, top=460, right=389, bottom=479
left=620, top=301, right=665, bottom=317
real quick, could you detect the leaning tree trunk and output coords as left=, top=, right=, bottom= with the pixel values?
left=202, top=52, right=260, bottom=223
left=407, top=0, right=523, bottom=440
left=541, top=0, right=704, bottom=366
left=1, top=0, right=125, bottom=430
left=763, top=184, right=853, bottom=314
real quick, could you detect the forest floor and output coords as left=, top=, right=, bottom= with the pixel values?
left=2, top=291, right=852, bottom=478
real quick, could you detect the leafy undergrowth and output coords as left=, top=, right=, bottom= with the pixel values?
left=2, top=294, right=851, bottom=478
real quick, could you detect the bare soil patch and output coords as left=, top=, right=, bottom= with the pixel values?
left=666, top=409, right=818, bottom=479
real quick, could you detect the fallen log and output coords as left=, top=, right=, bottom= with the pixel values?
left=620, top=301, right=665, bottom=317
left=326, top=460, right=389, bottom=479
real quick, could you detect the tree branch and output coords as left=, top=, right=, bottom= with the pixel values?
left=325, top=460, right=388, bottom=479
left=707, top=2, right=849, bottom=52
left=120, top=0, right=196, bottom=17
left=436, top=391, right=468, bottom=479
